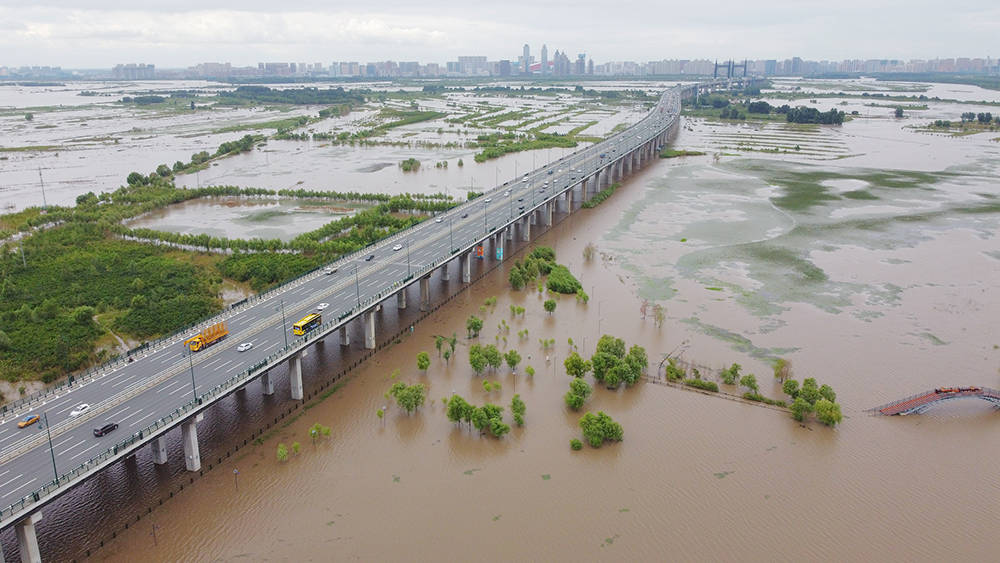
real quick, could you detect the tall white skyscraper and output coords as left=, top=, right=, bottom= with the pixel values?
left=541, top=44, right=548, bottom=75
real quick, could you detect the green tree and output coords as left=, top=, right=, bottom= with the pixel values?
left=524, top=365, right=535, bottom=377
left=570, top=438, right=583, bottom=450
left=504, top=349, right=521, bottom=373
left=466, top=315, right=483, bottom=338
left=468, top=345, right=486, bottom=375
left=416, top=351, right=430, bottom=372
left=773, top=358, right=790, bottom=382
left=277, top=443, right=289, bottom=461
left=489, top=417, right=511, bottom=437
left=156, top=164, right=172, bottom=177
left=790, top=397, right=812, bottom=422
left=799, top=378, right=821, bottom=405
left=814, top=399, right=843, bottom=426
left=739, top=374, right=759, bottom=393
left=782, top=378, right=800, bottom=399
left=564, top=351, right=592, bottom=378
left=291, top=442, right=301, bottom=455
left=894, top=106, right=904, bottom=118
left=470, top=407, right=489, bottom=434
left=564, top=378, right=593, bottom=410
left=579, top=411, right=624, bottom=448
left=720, top=363, right=742, bottom=385
left=389, top=382, right=427, bottom=414
left=446, top=394, right=470, bottom=425
left=819, top=384, right=836, bottom=403
left=435, top=335, right=445, bottom=356
left=591, top=352, right=617, bottom=383
left=623, top=345, right=648, bottom=385
left=0, top=331, right=10, bottom=351
left=511, top=394, right=526, bottom=426
left=595, top=335, right=626, bottom=359
left=509, top=267, right=526, bottom=290
left=483, top=344, right=503, bottom=371
left=543, top=299, right=556, bottom=314
left=443, top=349, right=451, bottom=364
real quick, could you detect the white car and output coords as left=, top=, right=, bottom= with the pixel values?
left=237, top=342, right=253, bottom=352
left=435, top=217, right=443, bottom=223
left=503, top=191, right=510, bottom=197
left=70, top=404, right=90, bottom=418
left=316, top=302, right=330, bottom=310
left=484, top=198, right=492, bottom=203
left=392, top=244, right=402, bottom=251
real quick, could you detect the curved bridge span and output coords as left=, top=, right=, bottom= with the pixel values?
left=870, top=387, right=1000, bottom=415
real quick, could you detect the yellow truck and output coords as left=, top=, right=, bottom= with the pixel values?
left=183, top=321, right=229, bottom=352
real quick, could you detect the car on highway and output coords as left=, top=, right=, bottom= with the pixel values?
left=523, top=173, right=529, bottom=178
left=435, top=217, right=443, bottom=223
left=17, top=414, right=39, bottom=429
left=517, top=197, right=524, bottom=202
left=518, top=205, right=525, bottom=211
left=365, top=254, right=375, bottom=261
left=503, top=191, right=510, bottom=197
left=392, top=244, right=402, bottom=251
left=484, top=198, right=492, bottom=203
left=323, top=266, right=338, bottom=275
left=93, top=422, right=118, bottom=437
left=461, top=213, right=468, bottom=218
left=70, top=404, right=90, bottom=418
left=547, top=170, right=553, bottom=175
left=317, top=302, right=330, bottom=310
left=237, top=342, right=254, bottom=352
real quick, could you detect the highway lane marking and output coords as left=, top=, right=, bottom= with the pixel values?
left=156, top=380, right=186, bottom=394
left=113, top=409, right=145, bottom=424
left=129, top=411, right=160, bottom=428
left=70, top=444, right=100, bottom=461
left=225, top=361, right=246, bottom=374
left=106, top=406, right=132, bottom=419
left=57, top=439, right=87, bottom=456
left=2, top=477, right=38, bottom=500
left=168, top=385, right=192, bottom=397
left=0, top=469, right=8, bottom=478
left=0, top=473, right=24, bottom=490
left=53, top=435, right=80, bottom=448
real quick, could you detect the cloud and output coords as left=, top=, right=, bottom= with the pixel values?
left=0, top=2, right=997, bottom=67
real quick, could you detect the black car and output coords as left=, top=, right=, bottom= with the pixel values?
left=517, top=197, right=524, bottom=202
left=93, top=422, right=118, bottom=437
left=461, top=213, right=468, bottom=218
left=365, top=254, right=375, bottom=261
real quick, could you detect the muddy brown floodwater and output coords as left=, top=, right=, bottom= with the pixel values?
left=82, top=148, right=1000, bottom=561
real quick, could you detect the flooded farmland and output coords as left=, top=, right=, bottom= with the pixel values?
left=2, top=78, right=1000, bottom=560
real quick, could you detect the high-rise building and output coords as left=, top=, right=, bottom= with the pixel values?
left=523, top=44, right=531, bottom=75
left=541, top=44, right=548, bottom=75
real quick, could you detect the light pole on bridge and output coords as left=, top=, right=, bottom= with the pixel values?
left=406, top=239, right=411, bottom=277
left=186, top=347, right=198, bottom=402
left=354, top=265, right=361, bottom=308
left=42, top=412, right=58, bottom=485
left=276, top=300, right=288, bottom=349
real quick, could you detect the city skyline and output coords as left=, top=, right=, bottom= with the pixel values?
left=1, top=0, right=998, bottom=68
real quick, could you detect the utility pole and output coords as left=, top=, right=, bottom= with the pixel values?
left=37, top=167, right=47, bottom=209
left=187, top=349, right=198, bottom=401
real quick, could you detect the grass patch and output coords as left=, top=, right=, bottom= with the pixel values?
left=0, top=145, right=61, bottom=152
left=684, top=379, right=719, bottom=392
left=659, top=148, right=706, bottom=158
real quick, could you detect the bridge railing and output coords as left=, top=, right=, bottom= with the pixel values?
left=0, top=86, right=685, bottom=525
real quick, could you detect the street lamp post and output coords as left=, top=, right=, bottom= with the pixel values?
left=406, top=240, right=411, bottom=276
left=43, top=412, right=58, bottom=484
left=354, top=265, right=361, bottom=307
left=483, top=202, right=488, bottom=234
left=187, top=348, right=198, bottom=401
left=277, top=300, right=288, bottom=348
left=449, top=218, right=454, bottom=251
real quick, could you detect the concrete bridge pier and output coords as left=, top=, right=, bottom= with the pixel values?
left=288, top=351, right=304, bottom=400
left=364, top=310, right=376, bottom=349
left=494, top=232, right=504, bottom=261
left=260, top=370, right=274, bottom=396
left=339, top=326, right=350, bottom=346
left=521, top=216, right=531, bottom=241
left=13, top=511, right=42, bottom=563
left=461, top=252, right=471, bottom=283
left=441, top=259, right=450, bottom=281
left=151, top=435, right=169, bottom=464
left=182, top=413, right=203, bottom=472
left=419, top=277, right=431, bottom=311
left=544, top=201, right=553, bottom=226
left=396, top=287, right=407, bottom=309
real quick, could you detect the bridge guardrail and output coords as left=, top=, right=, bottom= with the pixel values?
left=0, top=83, right=693, bottom=525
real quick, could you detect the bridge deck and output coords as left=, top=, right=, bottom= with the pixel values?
left=871, top=387, right=1000, bottom=415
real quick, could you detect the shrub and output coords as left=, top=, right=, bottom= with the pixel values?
left=546, top=265, right=582, bottom=294
left=684, top=379, right=718, bottom=392
left=570, top=439, right=583, bottom=451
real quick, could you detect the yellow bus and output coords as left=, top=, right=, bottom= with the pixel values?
left=292, top=313, right=322, bottom=335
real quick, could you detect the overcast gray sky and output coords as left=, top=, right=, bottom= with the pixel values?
left=2, top=0, right=997, bottom=68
